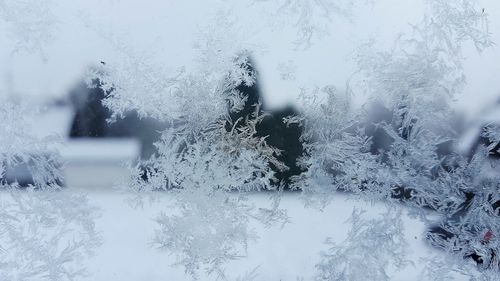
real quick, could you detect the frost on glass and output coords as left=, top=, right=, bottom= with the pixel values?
left=130, top=98, right=288, bottom=279
left=296, top=0, right=498, bottom=277
left=315, top=208, right=410, bottom=281
left=0, top=0, right=56, bottom=57
left=0, top=102, right=61, bottom=189
left=426, top=147, right=499, bottom=272
left=298, top=0, right=492, bottom=208
left=0, top=1, right=102, bottom=276
left=89, top=14, right=257, bottom=126
left=418, top=254, right=500, bottom=281
left=483, top=125, right=500, bottom=156
left=0, top=190, right=100, bottom=281
left=46, top=0, right=497, bottom=279
left=0, top=101, right=101, bottom=281
left=278, top=1, right=499, bottom=280
left=93, top=44, right=289, bottom=276
left=253, top=0, right=362, bottom=49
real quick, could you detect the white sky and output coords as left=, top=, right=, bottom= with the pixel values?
left=0, top=0, right=499, bottom=117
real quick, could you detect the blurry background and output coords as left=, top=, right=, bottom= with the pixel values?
left=1, top=2, right=498, bottom=280
left=1, top=0, right=499, bottom=189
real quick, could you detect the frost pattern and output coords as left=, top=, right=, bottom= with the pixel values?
left=0, top=101, right=61, bottom=188
left=88, top=13, right=257, bottom=127
left=296, top=0, right=498, bottom=277
left=297, top=0, right=492, bottom=210
left=89, top=10, right=290, bottom=278
left=315, top=208, right=410, bottom=281
left=75, top=0, right=497, bottom=279
left=0, top=190, right=101, bottom=281
left=133, top=110, right=288, bottom=279
left=483, top=125, right=500, bottom=155
left=277, top=60, right=297, bottom=81
left=0, top=0, right=57, bottom=56
left=254, top=0, right=361, bottom=48
left=0, top=100, right=101, bottom=280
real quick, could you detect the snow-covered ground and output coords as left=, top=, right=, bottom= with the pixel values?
left=64, top=188, right=468, bottom=281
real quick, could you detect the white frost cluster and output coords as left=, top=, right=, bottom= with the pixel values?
left=0, top=190, right=101, bottom=281
left=0, top=0, right=56, bottom=56
left=315, top=208, right=409, bottom=281
left=132, top=109, right=288, bottom=278
left=0, top=101, right=61, bottom=188
left=254, top=0, right=362, bottom=48
left=0, top=100, right=101, bottom=280
left=295, top=0, right=498, bottom=276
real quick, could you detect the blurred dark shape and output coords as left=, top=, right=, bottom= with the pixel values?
left=69, top=80, right=108, bottom=138
left=254, top=107, right=305, bottom=188
left=228, top=58, right=305, bottom=189
left=69, top=79, right=166, bottom=159
left=363, top=101, right=394, bottom=156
